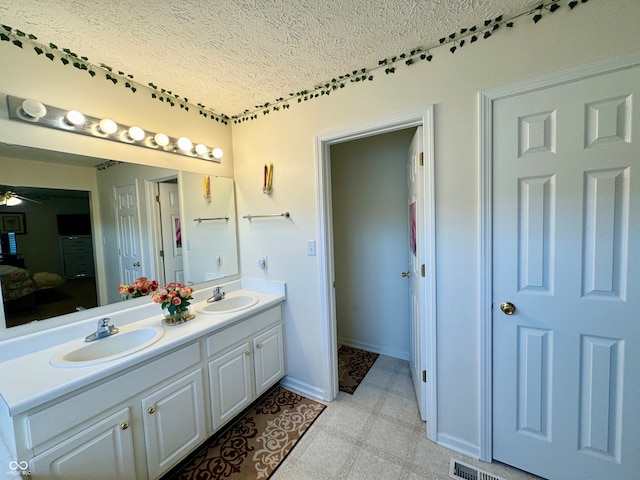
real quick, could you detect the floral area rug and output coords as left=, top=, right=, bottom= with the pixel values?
left=169, top=386, right=325, bottom=479
left=338, top=345, right=379, bottom=394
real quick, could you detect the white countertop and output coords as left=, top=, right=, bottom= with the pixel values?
left=0, top=279, right=285, bottom=416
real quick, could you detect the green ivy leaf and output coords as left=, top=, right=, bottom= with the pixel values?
left=12, top=39, right=23, bottom=48
left=34, top=46, right=43, bottom=55
left=61, top=57, right=69, bottom=65
left=88, top=70, right=96, bottom=77
left=533, top=13, right=542, bottom=23
left=49, top=42, right=58, bottom=49
left=1, top=25, right=11, bottom=32
left=0, top=33, right=10, bottom=42
left=28, top=33, right=37, bottom=40
left=15, top=30, right=25, bottom=37
left=45, top=52, right=54, bottom=61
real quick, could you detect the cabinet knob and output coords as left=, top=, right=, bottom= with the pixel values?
left=256, top=343, right=263, bottom=349
left=245, top=350, right=251, bottom=356
left=148, top=406, right=156, bottom=414
left=120, top=421, right=129, bottom=430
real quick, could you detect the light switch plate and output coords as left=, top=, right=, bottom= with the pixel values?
left=306, top=240, right=316, bottom=256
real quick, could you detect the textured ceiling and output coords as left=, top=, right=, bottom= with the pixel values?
left=1, top=0, right=541, bottom=118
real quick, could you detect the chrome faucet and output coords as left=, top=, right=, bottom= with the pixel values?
left=85, top=318, right=119, bottom=342
left=207, top=286, right=226, bottom=303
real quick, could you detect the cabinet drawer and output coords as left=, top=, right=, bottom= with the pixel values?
left=22, top=342, right=201, bottom=453
left=206, top=305, right=281, bottom=357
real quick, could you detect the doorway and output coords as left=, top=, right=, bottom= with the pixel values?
left=330, top=129, right=415, bottom=360
left=152, top=177, right=183, bottom=286
left=315, top=105, right=437, bottom=440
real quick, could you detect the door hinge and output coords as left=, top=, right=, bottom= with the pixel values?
left=422, top=370, right=427, bottom=383
left=421, top=264, right=425, bottom=277
left=155, top=194, right=160, bottom=203
left=159, top=250, right=164, bottom=258
left=419, top=152, right=424, bottom=166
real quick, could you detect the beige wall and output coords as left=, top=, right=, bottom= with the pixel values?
left=231, top=0, right=640, bottom=453
left=0, top=42, right=234, bottom=178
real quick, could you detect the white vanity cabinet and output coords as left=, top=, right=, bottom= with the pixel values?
left=20, top=342, right=204, bottom=480
left=0, top=291, right=286, bottom=480
left=141, top=369, right=206, bottom=479
left=29, top=408, right=136, bottom=479
left=208, top=305, right=285, bottom=430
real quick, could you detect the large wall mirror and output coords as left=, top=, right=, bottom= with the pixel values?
left=0, top=144, right=239, bottom=336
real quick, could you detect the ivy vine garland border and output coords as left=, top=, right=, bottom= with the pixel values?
left=1, top=0, right=588, bottom=125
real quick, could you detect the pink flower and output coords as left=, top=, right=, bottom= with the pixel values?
left=172, top=296, right=182, bottom=306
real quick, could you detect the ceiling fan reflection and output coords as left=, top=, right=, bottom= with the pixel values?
left=0, top=191, right=42, bottom=207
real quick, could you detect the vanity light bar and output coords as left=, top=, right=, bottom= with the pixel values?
left=6, top=95, right=223, bottom=162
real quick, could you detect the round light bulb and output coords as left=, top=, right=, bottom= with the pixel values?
left=177, top=137, right=193, bottom=152
left=211, top=148, right=223, bottom=159
left=98, top=118, right=118, bottom=134
left=65, top=110, right=86, bottom=127
left=195, top=143, right=208, bottom=155
left=6, top=195, right=22, bottom=206
left=128, top=126, right=145, bottom=141
left=21, top=99, right=47, bottom=120
left=154, top=133, right=170, bottom=147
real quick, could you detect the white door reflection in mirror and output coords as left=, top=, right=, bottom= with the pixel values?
left=158, top=181, right=184, bottom=284
left=114, top=183, right=142, bottom=285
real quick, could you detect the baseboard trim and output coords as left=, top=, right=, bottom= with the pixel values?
left=437, top=432, right=480, bottom=460
left=280, top=375, right=329, bottom=402
left=338, top=337, right=409, bottom=361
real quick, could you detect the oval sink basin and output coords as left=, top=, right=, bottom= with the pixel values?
left=51, top=326, right=165, bottom=368
left=196, top=295, right=258, bottom=315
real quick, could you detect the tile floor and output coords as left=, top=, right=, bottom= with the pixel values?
left=273, top=354, right=543, bottom=480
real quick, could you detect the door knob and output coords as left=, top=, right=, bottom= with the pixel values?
left=500, top=302, right=516, bottom=315
left=133, top=262, right=141, bottom=267
left=401, top=271, right=410, bottom=278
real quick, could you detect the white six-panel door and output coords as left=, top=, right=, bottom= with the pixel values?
left=492, top=66, right=640, bottom=479
left=408, top=126, right=427, bottom=421
left=114, top=183, right=143, bottom=284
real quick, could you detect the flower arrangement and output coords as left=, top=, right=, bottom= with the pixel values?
left=118, top=277, right=158, bottom=299
left=152, top=282, right=194, bottom=325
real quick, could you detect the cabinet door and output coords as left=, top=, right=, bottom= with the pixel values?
left=253, top=324, right=285, bottom=396
left=29, top=408, right=135, bottom=480
left=142, top=369, right=206, bottom=480
left=209, top=341, right=253, bottom=430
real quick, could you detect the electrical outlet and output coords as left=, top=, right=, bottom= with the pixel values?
left=257, top=256, right=267, bottom=270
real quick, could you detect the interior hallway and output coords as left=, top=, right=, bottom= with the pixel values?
left=274, top=355, right=543, bottom=480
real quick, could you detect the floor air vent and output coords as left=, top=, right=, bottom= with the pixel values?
left=449, top=459, right=509, bottom=480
